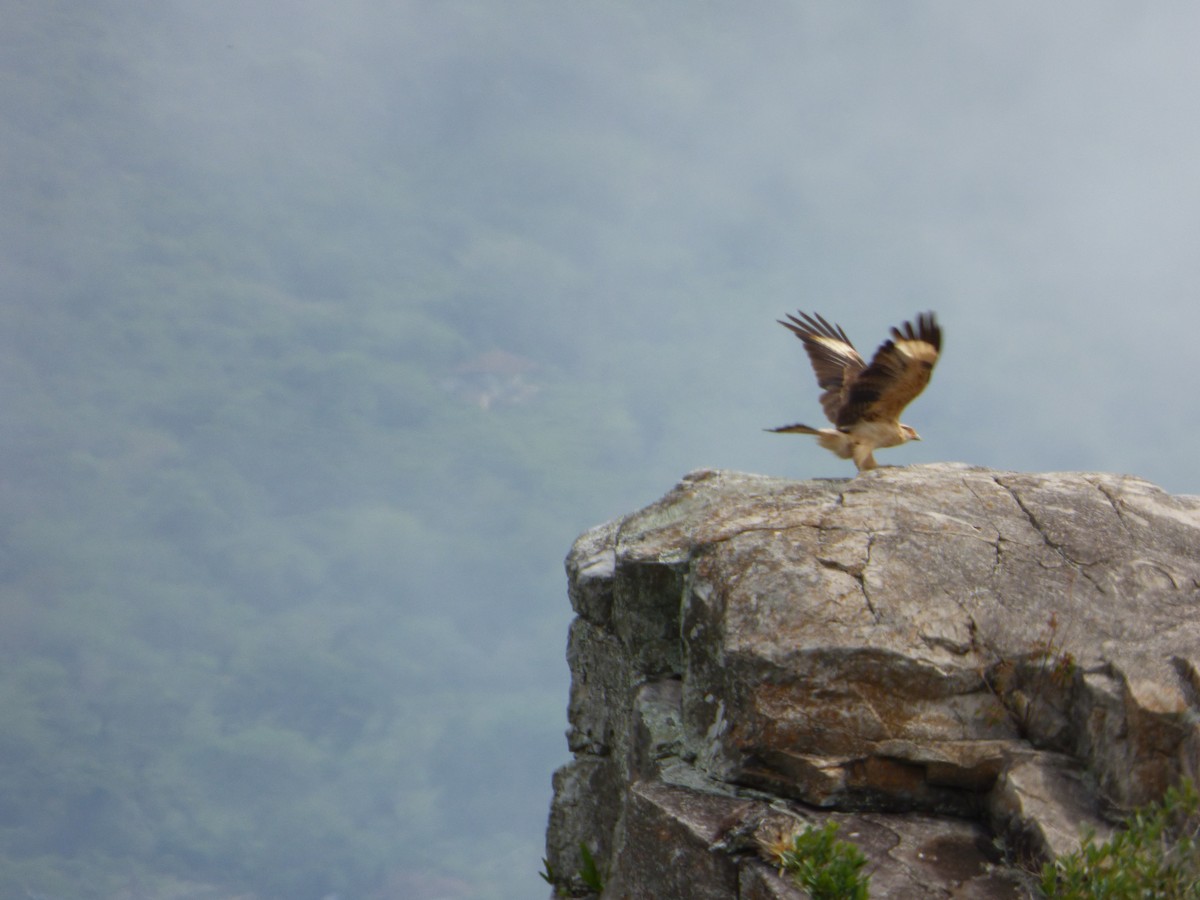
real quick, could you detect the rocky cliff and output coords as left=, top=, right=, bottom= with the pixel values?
left=544, top=464, right=1200, bottom=899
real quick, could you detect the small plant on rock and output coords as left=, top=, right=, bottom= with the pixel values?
left=983, top=611, right=1077, bottom=742
left=760, top=820, right=870, bottom=900
left=576, top=842, right=603, bottom=893
left=1041, top=779, right=1200, bottom=899
left=539, top=842, right=604, bottom=897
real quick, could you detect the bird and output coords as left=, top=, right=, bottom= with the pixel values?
left=767, top=311, right=941, bottom=471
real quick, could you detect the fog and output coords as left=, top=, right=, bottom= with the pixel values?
left=4, top=2, right=1200, bottom=898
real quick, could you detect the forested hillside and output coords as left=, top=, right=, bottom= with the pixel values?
left=1, top=4, right=706, bottom=898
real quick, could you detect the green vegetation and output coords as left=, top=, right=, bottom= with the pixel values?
left=538, top=857, right=559, bottom=890
left=765, top=821, right=870, bottom=900
left=539, top=843, right=604, bottom=897
left=1041, top=780, right=1200, bottom=899
left=576, top=844, right=604, bottom=897
left=577, top=842, right=605, bottom=893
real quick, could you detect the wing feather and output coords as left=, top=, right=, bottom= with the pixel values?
left=778, top=311, right=866, bottom=425
left=836, top=312, right=941, bottom=428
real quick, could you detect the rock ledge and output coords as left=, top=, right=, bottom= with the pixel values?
left=545, top=465, right=1200, bottom=898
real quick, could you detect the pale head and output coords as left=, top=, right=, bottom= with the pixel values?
left=899, top=424, right=921, bottom=442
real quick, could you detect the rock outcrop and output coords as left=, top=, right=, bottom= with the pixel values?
left=544, top=464, right=1200, bottom=899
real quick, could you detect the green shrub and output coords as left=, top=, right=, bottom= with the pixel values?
left=1041, top=779, right=1200, bottom=899
left=770, top=821, right=870, bottom=900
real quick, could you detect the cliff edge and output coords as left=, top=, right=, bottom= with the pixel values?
left=544, top=464, right=1200, bottom=899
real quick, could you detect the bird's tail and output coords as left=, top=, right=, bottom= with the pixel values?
left=764, top=422, right=821, bottom=435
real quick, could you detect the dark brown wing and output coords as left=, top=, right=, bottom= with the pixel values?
left=778, top=311, right=866, bottom=425
left=836, top=312, right=941, bottom=428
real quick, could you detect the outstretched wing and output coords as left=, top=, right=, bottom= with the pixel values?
left=836, top=312, right=941, bottom=428
left=778, top=311, right=866, bottom=425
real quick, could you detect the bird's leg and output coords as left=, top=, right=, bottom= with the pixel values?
left=853, top=447, right=878, bottom=471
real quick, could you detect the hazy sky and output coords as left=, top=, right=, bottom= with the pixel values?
left=8, top=3, right=1200, bottom=899
left=24, top=1, right=1200, bottom=492
left=255, top=0, right=1200, bottom=493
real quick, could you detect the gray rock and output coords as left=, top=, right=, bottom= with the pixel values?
left=545, top=465, right=1200, bottom=898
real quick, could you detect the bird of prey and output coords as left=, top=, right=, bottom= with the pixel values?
left=768, top=311, right=941, bottom=471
